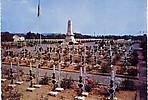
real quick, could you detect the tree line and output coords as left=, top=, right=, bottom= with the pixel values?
left=1, top=31, right=147, bottom=42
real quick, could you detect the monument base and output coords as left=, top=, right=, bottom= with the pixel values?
left=55, top=87, right=64, bottom=91
left=26, top=87, right=36, bottom=91
left=16, top=81, right=23, bottom=85
left=8, top=84, right=16, bottom=87
left=74, top=96, right=85, bottom=100
left=1, top=79, right=7, bottom=82
left=107, top=97, right=118, bottom=100
left=49, top=91, right=58, bottom=96
left=82, top=92, right=89, bottom=96
left=33, top=84, right=42, bottom=88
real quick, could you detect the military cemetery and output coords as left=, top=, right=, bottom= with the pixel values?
left=1, top=0, right=146, bottom=100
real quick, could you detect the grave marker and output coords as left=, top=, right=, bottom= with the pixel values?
left=33, top=61, right=42, bottom=88
left=26, top=62, right=36, bottom=91
left=108, top=65, right=117, bottom=100
left=29, top=62, right=33, bottom=87
left=8, top=61, right=16, bottom=87
left=49, top=65, right=59, bottom=96
left=82, top=67, right=89, bottom=97
left=75, top=67, right=85, bottom=100
left=10, top=61, right=13, bottom=84
left=55, top=62, right=64, bottom=91
left=16, top=60, right=23, bottom=85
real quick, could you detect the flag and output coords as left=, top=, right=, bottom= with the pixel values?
left=37, top=0, right=40, bottom=17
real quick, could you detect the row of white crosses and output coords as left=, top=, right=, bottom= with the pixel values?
left=116, top=44, right=121, bottom=54
left=16, top=60, right=23, bottom=84
left=36, top=62, right=40, bottom=85
left=109, top=45, right=113, bottom=63
left=8, top=58, right=21, bottom=87
left=91, top=46, right=96, bottom=65
left=51, top=65, right=56, bottom=91
left=56, top=60, right=64, bottom=91
left=83, top=46, right=87, bottom=88
left=128, top=44, right=133, bottom=55
left=29, top=62, right=33, bottom=87
left=60, top=46, right=64, bottom=63
left=49, top=61, right=63, bottom=96
left=10, top=61, right=13, bottom=84
left=57, top=63, right=61, bottom=88
left=108, top=65, right=117, bottom=100
left=78, top=66, right=88, bottom=97
left=108, top=44, right=118, bottom=100
left=26, top=60, right=41, bottom=91
left=100, top=47, right=103, bottom=55
left=82, top=46, right=86, bottom=66
left=77, top=45, right=89, bottom=97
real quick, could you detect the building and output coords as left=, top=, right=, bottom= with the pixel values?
left=13, top=34, right=25, bottom=42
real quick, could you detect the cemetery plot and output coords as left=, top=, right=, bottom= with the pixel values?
left=1, top=71, right=138, bottom=100
left=1, top=40, right=143, bottom=99
left=2, top=41, right=139, bottom=79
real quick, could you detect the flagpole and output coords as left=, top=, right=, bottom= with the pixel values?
left=37, top=0, right=41, bottom=46
left=39, top=17, right=41, bottom=46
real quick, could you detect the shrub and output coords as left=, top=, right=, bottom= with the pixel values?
left=85, top=84, right=93, bottom=92
left=74, top=65, right=83, bottom=70
left=127, top=68, right=138, bottom=76
left=100, top=87, right=109, bottom=96
left=61, top=77, right=74, bottom=89
left=75, top=59, right=81, bottom=63
left=39, top=73, right=50, bottom=85
left=119, top=67, right=127, bottom=74
left=101, top=64, right=111, bottom=73
left=119, top=79, right=137, bottom=91
left=130, top=56, right=138, bottom=66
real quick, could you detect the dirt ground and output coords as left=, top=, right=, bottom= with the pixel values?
left=1, top=74, right=137, bottom=100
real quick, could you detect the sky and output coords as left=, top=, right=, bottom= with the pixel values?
left=1, top=0, right=147, bottom=36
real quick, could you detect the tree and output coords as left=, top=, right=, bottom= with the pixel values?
left=25, top=31, right=36, bottom=39
left=1, top=32, right=13, bottom=42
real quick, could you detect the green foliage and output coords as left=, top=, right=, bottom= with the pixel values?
left=101, top=64, right=111, bottom=73
left=119, top=79, right=137, bottom=91
left=127, top=68, right=138, bottom=76
left=99, top=87, right=109, bottom=96
left=39, top=72, right=50, bottom=85
left=61, top=77, right=74, bottom=89
left=64, top=56, right=70, bottom=62
left=85, top=84, right=93, bottom=92
left=27, top=42, right=35, bottom=47
left=74, top=65, right=83, bottom=70
left=17, top=45, right=22, bottom=48
left=130, top=56, right=138, bottom=66
left=118, top=67, right=127, bottom=74
left=75, top=59, right=81, bottom=63
left=114, top=54, right=121, bottom=61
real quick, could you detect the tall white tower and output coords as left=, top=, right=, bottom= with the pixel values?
left=65, top=20, right=76, bottom=43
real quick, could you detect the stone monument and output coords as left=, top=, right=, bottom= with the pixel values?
left=65, top=20, right=76, bottom=43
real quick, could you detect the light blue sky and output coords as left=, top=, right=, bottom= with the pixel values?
left=1, top=0, right=147, bottom=36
